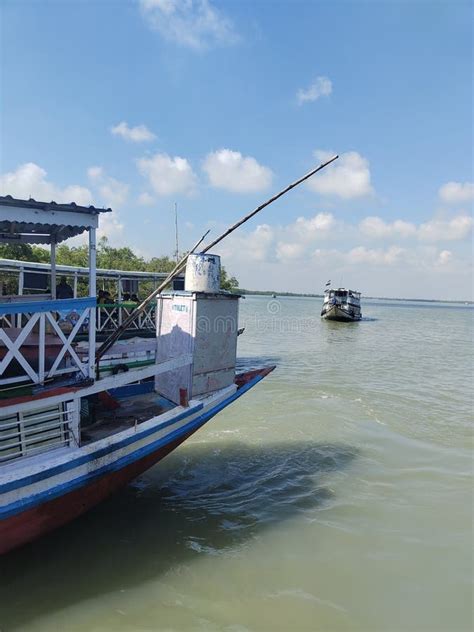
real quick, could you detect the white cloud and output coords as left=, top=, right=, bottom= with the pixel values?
left=87, top=166, right=103, bottom=180
left=293, top=212, right=336, bottom=240
left=439, top=181, right=474, bottom=205
left=359, top=214, right=472, bottom=242
left=87, top=166, right=129, bottom=209
left=218, top=223, right=275, bottom=263
left=312, top=244, right=461, bottom=272
left=213, top=208, right=472, bottom=299
left=0, top=162, right=126, bottom=244
left=359, top=216, right=417, bottom=239
left=438, top=250, right=452, bottom=265
left=347, top=245, right=405, bottom=266
left=111, top=121, right=156, bottom=143
left=137, top=152, right=197, bottom=196
left=237, top=223, right=275, bottom=262
left=0, top=162, right=93, bottom=206
left=96, top=211, right=125, bottom=242
left=307, top=150, right=373, bottom=199
left=85, top=167, right=127, bottom=242
left=276, top=241, right=305, bottom=261
left=218, top=212, right=336, bottom=266
left=203, top=149, right=273, bottom=193
left=137, top=192, right=155, bottom=206
left=418, top=215, right=473, bottom=242
left=139, top=0, right=237, bottom=50
left=297, top=76, right=332, bottom=105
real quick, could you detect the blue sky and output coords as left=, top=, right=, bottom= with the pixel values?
left=1, top=0, right=472, bottom=299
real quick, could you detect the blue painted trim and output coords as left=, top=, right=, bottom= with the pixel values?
left=0, top=373, right=265, bottom=519
left=0, top=297, right=96, bottom=316
left=109, top=382, right=155, bottom=399
left=0, top=403, right=203, bottom=494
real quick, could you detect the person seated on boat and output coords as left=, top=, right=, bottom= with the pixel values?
left=121, top=292, right=136, bottom=307
left=103, top=291, right=114, bottom=304
left=56, top=276, right=74, bottom=300
left=97, top=290, right=107, bottom=305
left=130, top=293, right=139, bottom=304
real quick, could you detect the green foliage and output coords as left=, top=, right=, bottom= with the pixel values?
left=0, top=243, right=50, bottom=263
left=0, top=237, right=239, bottom=296
left=220, top=267, right=239, bottom=292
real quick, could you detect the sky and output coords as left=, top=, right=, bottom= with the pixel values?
left=0, top=0, right=472, bottom=300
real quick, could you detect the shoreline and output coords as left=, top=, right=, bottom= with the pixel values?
left=235, top=290, right=473, bottom=305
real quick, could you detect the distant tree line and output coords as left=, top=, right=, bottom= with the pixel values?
left=0, top=237, right=239, bottom=295
left=238, top=289, right=324, bottom=298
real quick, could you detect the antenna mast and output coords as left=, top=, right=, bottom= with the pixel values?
left=174, top=202, right=179, bottom=263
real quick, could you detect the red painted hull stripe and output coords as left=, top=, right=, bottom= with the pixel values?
left=0, top=430, right=194, bottom=554
left=0, top=372, right=266, bottom=521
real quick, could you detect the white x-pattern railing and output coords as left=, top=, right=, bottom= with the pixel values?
left=97, top=303, right=156, bottom=333
left=0, top=297, right=96, bottom=387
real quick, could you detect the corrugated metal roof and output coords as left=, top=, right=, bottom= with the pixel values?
left=0, top=196, right=113, bottom=243
left=0, top=195, right=111, bottom=215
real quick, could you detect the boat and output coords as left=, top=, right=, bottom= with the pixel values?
left=0, top=195, right=274, bottom=554
left=321, top=286, right=362, bottom=322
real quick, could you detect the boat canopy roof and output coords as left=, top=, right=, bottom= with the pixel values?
left=0, top=196, right=111, bottom=245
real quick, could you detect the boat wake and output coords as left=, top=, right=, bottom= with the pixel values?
left=151, top=441, right=357, bottom=550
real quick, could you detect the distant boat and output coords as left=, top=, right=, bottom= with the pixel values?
left=271, top=294, right=277, bottom=298
left=321, top=287, right=362, bottom=322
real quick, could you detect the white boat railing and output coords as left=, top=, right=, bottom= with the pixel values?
left=96, top=302, right=156, bottom=333
left=0, top=297, right=96, bottom=388
left=0, top=399, right=79, bottom=464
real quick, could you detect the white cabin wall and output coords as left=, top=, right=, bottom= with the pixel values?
left=155, top=295, right=195, bottom=404
left=192, top=295, right=239, bottom=397
left=155, top=293, right=239, bottom=404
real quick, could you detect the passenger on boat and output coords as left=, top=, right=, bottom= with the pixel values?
left=56, top=276, right=74, bottom=299
left=122, top=292, right=136, bottom=306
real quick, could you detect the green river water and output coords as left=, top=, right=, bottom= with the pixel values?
left=1, top=296, right=473, bottom=632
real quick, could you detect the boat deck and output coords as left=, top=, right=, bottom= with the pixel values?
left=80, top=391, right=176, bottom=444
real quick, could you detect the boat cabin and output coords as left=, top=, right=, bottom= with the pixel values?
left=324, top=288, right=361, bottom=301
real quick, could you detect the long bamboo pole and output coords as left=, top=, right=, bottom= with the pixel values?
left=95, top=230, right=209, bottom=362
left=95, top=155, right=338, bottom=364
left=200, top=155, right=338, bottom=253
